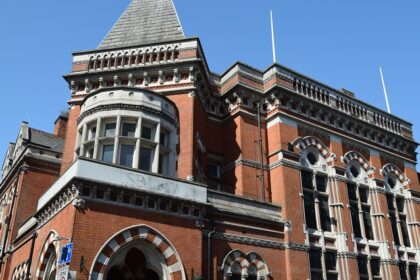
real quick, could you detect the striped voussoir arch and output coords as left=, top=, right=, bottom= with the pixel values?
left=12, top=261, right=28, bottom=280
left=91, top=225, right=185, bottom=280
left=382, top=163, right=407, bottom=183
left=343, top=151, right=371, bottom=171
left=293, top=136, right=331, bottom=158
left=35, top=231, right=60, bottom=280
left=221, top=250, right=270, bottom=279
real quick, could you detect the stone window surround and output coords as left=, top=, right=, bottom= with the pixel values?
left=357, top=255, right=382, bottom=280
left=300, top=146, right=333, bottom=233
left=308, top=248, right=338, bottom=280
left=76, top=110, right=177, bottom=177
left=345, top=160, right=375, bottom=241
left=385, top=177, right=412, bottom=248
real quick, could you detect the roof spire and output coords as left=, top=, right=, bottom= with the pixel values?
left=99, top=0, right=185, bottom=49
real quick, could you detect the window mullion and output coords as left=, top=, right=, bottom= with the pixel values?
left=313, top=173, right=322, bottom=231
left=80, top=123, right=88, bottom=157
left=357, top=186, right=367, bottom=239
left=395, top=198, right=405, bottom=246
left=152, top=123, right=161, bottom=173
left=93, top=117, right=102, bottom=159
left=321, top=251, right=327, bottom=280
left=133, top=117, right=142, bottom=169
left=113, top=115, right=122, bottom=164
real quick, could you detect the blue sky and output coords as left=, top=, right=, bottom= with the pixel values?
left=0, top=0, right=419, bottom=170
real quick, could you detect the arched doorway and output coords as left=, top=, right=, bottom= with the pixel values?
left=42, top=246, right=57, bottom=280
left=106, top=247, right=160, bottom=280
left=91, top=225, right=186, bottom=280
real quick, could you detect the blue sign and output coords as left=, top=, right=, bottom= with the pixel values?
left=60, top=242, right=73, bottom=265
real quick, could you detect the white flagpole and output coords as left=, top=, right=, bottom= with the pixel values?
left=270, top=10, right=277, bottom=63
left=379, top=67, right=391, bottom=113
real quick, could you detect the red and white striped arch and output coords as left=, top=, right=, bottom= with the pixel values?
left=221, top=250, right=270, bottom=279
left=35, top=231, right=60, bottom=280
left=90, top=224, right=185, bottom=280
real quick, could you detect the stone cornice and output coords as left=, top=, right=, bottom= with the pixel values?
left=77, top=103, right=176, bottom=124
left=207, top=231, right=309, bottom=251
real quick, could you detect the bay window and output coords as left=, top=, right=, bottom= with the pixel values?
left=78, top=115, right=175, bottom=177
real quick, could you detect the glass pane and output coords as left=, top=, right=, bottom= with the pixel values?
left=316, top=175, right=327, bottom=192
left=88, top=126, right=96, bottom=140
left=105, top=123, right=116, bottom=137
left=325, top=251, right=337, bottom=271
left=389, top=213, right=401, bottom=245
left=309, top=250, right=322, bottom=269
left=311, top=272, right=323, bottom=280
left=347, top=183, right=357, bottom=201
left=141, top=126, right=153, bottom=140
left=327, top=274, right=338, bottom=280
left=362, top=206, right=373, bottom=240
left=359, top=188, right=369, bottom=203
left=370, top=258, right=381, bottom=276
left=160, top=132, right=169, bottom=146
left=319, top=196, right=331, bottom=231
left=301, top=171, right=313, bottom=189
left=350, top=203, right=362, bottom=238
left=85, top=147, right=94, bottom=159
left=386, top=194, right=395, bottom=210
left=357, top=256, right=368, bottom=275
left=397, top=198, right=405, bottom=213
left=102, top=145, right=114, bottom=163
left=120, top=144, right=134, bottom=167
left=399, top=262, right=408, bottom=280
left=122, top=123, right=136, bottom=137
left=230, top=274, right=241, bottom=280
left=400, top=216, right=411, bottom=247
left=304, top=192, right=317, bottom=229
left=409, top=264, right=417, bottom=280
left=207, top=163, right=220, bottom=178
left=139, top=147, right=153, bottom=171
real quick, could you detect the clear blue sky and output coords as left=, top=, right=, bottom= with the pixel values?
left=0, top=0, right=419, bottom=170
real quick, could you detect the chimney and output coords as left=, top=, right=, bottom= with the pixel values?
left=54, top=115, right=68, bottom=139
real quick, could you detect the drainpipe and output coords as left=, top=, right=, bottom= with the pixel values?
left=24, top=231, right=38, bottom=280
left=207, top=226, right=216, bottom=280
left=0, top=165, right=27, bottom=271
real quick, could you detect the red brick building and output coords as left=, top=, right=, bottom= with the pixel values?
left=1, top=0, right=419, bottom=279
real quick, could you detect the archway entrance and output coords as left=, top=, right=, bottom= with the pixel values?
left=92, top=225, right=185, bottom=280
left=106, top=248, right=159, bottom=280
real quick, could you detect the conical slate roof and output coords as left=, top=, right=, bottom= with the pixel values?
left=99, top=0, right=185, bottom=49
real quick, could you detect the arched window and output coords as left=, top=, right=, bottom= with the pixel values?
left=42, top=245, right=57, bottom=280
left=247, top=265, right=258, bottom=280
left=345, top=156, right=374, bottom=240
left=300, top=145, right=332, bottom=232
left=229, top=262, right=242, bottom=280
left=221, top=250, right=270, bottom=280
